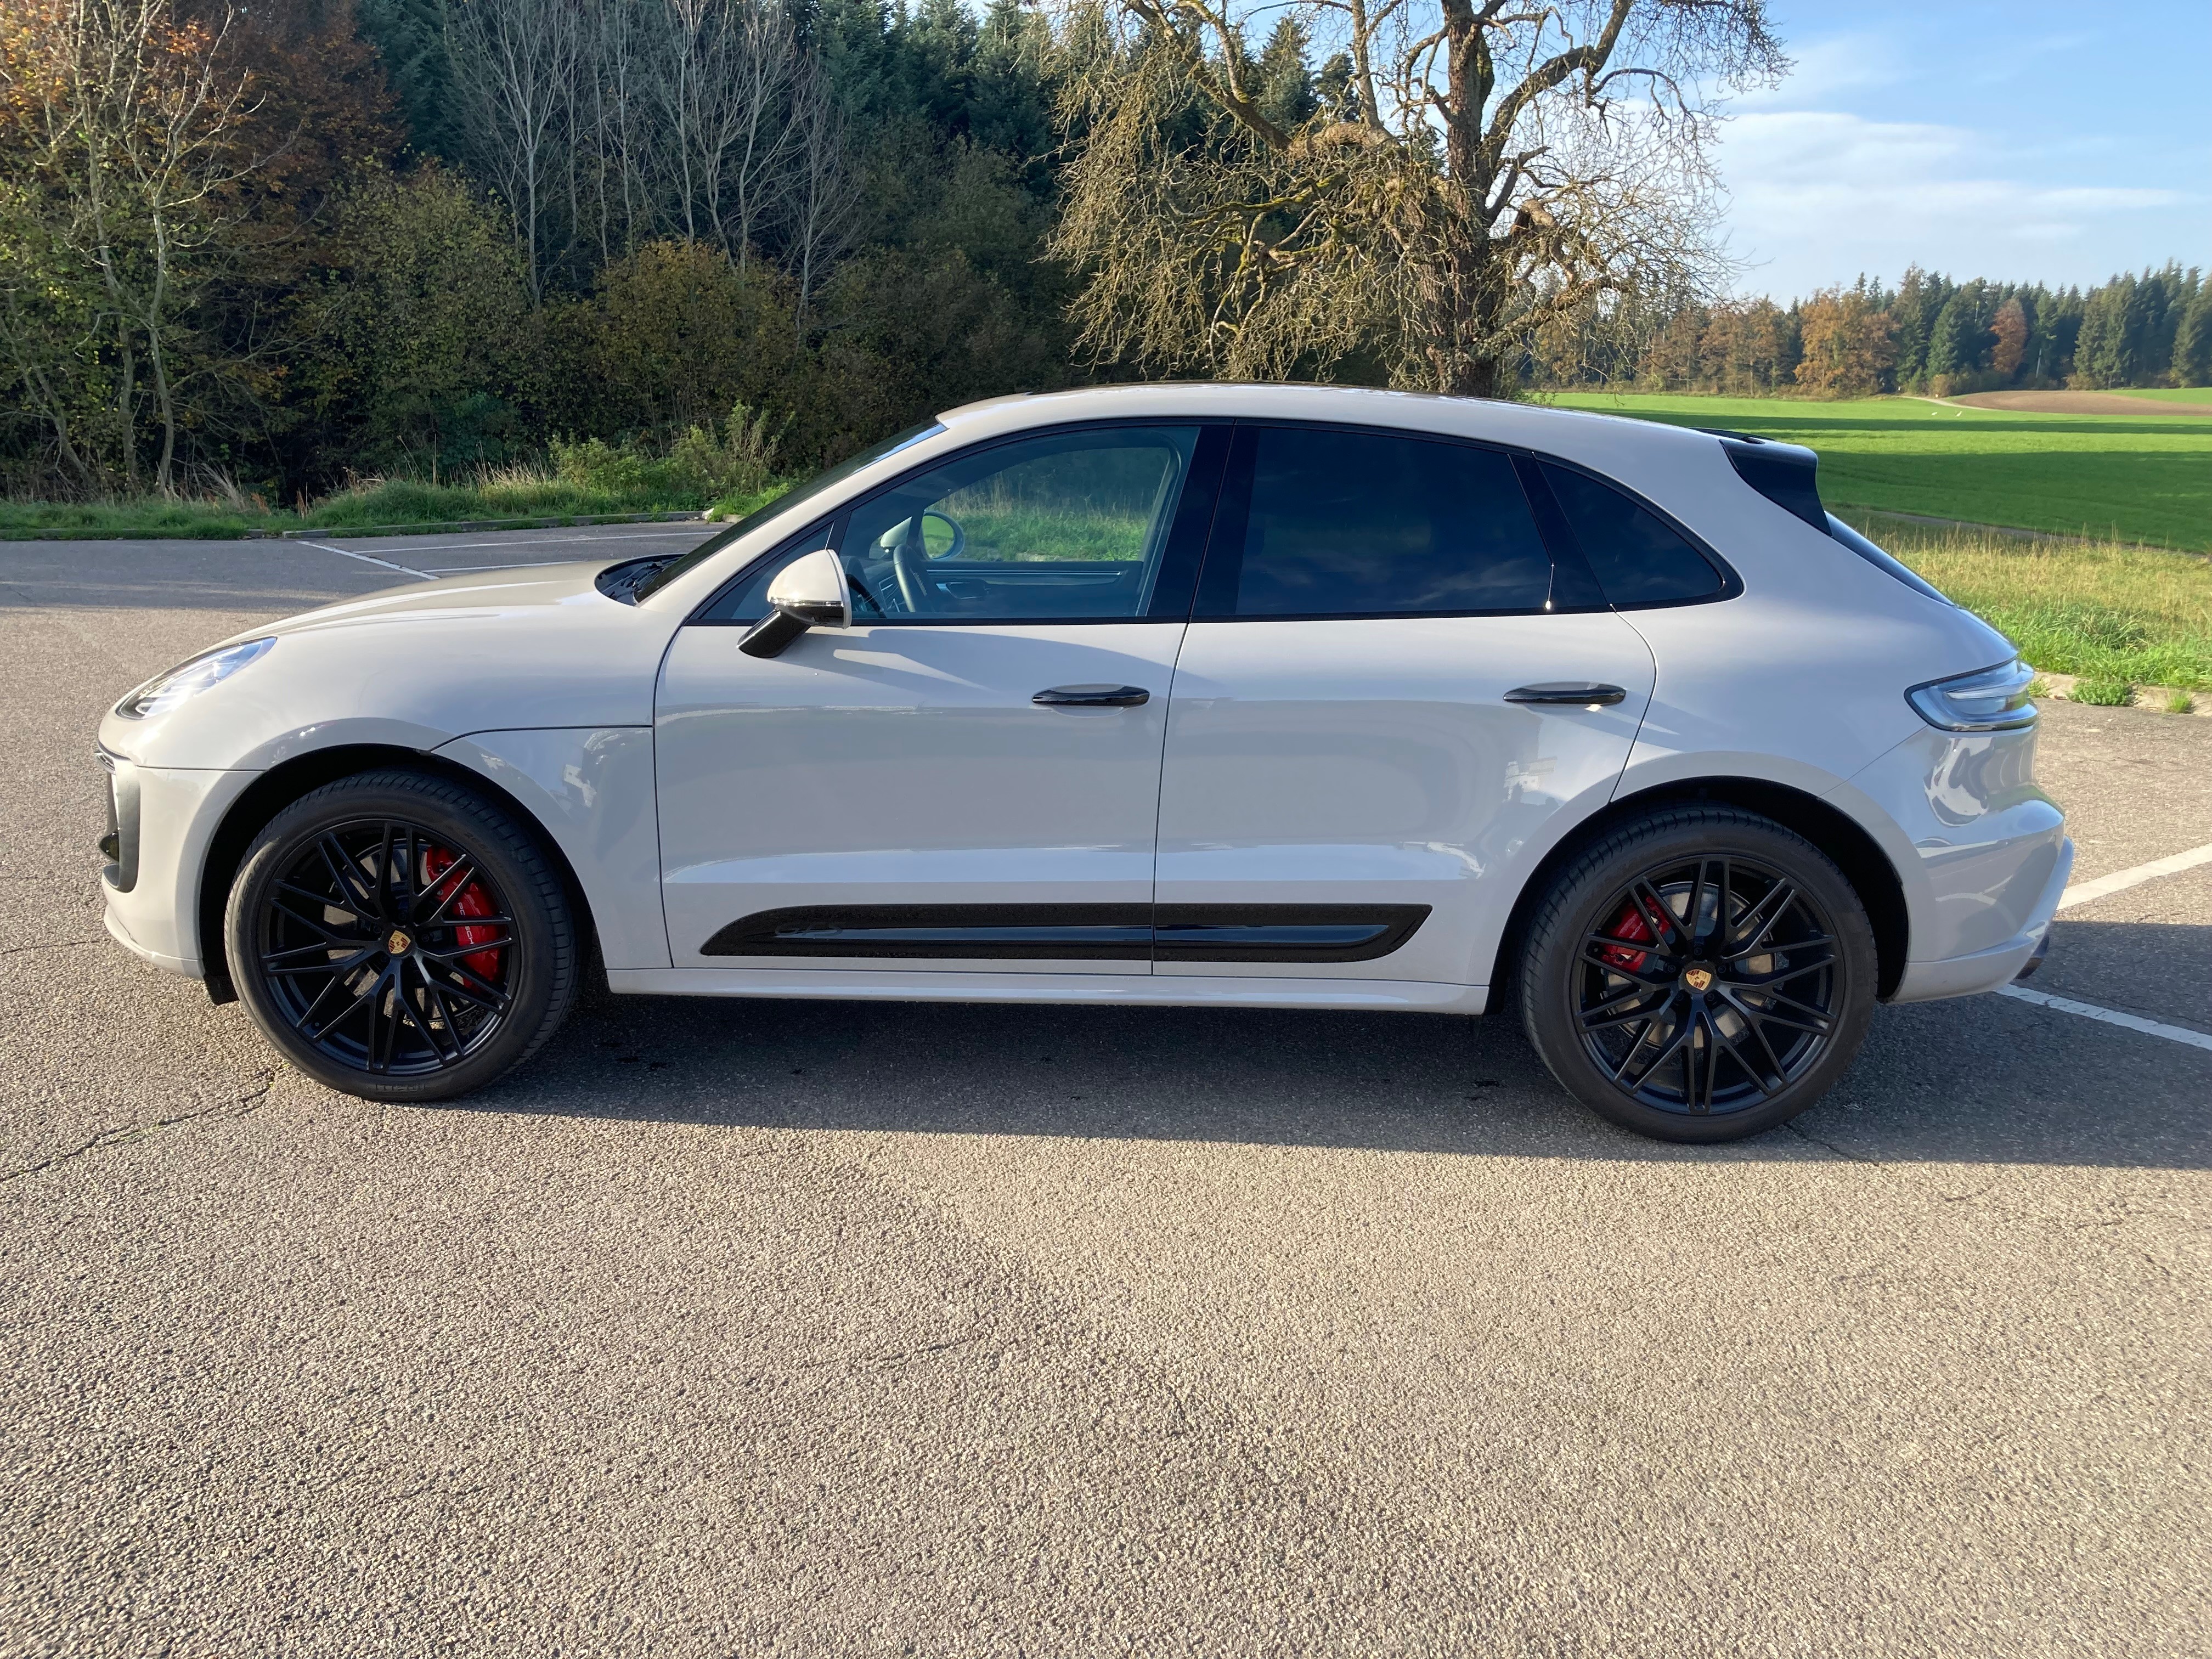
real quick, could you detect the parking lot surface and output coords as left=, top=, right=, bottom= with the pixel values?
left=3, top=529, right=2207, bottom=1656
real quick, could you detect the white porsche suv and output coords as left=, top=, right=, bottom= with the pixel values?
left=96, top=384, right=2069, bottom=1142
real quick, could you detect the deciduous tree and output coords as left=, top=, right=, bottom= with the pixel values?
left=1051, top=0, right=1786, bottom=396
left=1793, top=286, right=1894, bottom=398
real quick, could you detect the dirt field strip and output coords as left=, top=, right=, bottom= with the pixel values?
left=1936, top=390, right=2212, bottom=417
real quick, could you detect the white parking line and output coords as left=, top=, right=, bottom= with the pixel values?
left=1998, top=985, right=2212, bottom=1054
left=296, top=540, right=434, bottom=581
left=2057, top=842, right=2212, bottom=911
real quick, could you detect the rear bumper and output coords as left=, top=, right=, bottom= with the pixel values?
left=1889, top=834, right=2073, bottom=1003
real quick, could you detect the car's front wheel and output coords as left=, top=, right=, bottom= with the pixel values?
left=225, top=770, right=581, bottom=1102
left=1518, top=806, right=1877, bottom=1143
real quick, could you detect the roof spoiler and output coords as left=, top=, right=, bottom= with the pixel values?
left=1701, top=428, right=1828, bottom=532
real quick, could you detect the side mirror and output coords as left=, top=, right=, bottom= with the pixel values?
left=738, top=547, right=849, bottom=659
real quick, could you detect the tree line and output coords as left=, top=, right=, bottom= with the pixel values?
left=1, top=0, right=2203, bottom=507
left=1544, top=265, right=2211, bottom=398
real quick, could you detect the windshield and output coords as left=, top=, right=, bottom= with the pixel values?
left=631, top=420, right=946, bottom=602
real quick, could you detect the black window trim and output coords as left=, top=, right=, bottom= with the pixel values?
left=685, top=417, right=1233, bottom=629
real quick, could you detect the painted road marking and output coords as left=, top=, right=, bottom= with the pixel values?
left=297, top=540, right=433, bottom=581
left=1999, top=984, right=2212, bottom=1054
left=2057, top=842, right=2212, bottom=911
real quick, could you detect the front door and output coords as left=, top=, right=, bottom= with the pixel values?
left=655, top=424, right=1223, bottom=972
left=1154, top=424, right=1657, bottom=988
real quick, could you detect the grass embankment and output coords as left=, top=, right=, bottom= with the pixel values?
left=1551, top=391, right=2212, bottom=552
left=1845, top=512, right=2212, bottom=694
left=0, top=465, right=781, bottom=541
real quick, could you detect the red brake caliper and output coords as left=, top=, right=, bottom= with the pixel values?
left=421, top=847, right=504, bottom=983
left=1598, top=900, right=1657, bottom=972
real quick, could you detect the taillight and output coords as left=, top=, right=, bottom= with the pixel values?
left=1905, top=659, right=2037, bottom=732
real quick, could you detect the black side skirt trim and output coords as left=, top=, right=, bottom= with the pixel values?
left=702, top=904, right=1153, bottom=960
left=699, top=903, right=1431, bottom=963
left=1154, top=905, right=1431, bottom=963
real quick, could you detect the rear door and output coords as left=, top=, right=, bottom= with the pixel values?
left=1153, top=424, right=1657, bottom=988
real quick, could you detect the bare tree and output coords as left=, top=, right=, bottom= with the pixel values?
left=650, top=0, right=800, bottom=263
left=782, top=60, right=861, bottom=329
left=579, top=0, right=654, bottom=264
left=1052, top=0, right=1786, bottom=396
left=445, top=0, right=584, bottom=300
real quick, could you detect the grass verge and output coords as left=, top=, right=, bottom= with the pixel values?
left=0, top=498, right=278, bottom=539
left=1848, top=512, right=2212, bottom=691
left=0, top=464, right=787, bottom=540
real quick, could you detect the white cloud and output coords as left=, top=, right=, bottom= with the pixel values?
left=1731, top=34, right=1906, bottom=109
left=1713, top=109, right=2199, bottom=296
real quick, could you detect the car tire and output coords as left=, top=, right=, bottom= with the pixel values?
left=1517, top=806, right=1877, bottom=1143
left=225, top=769, right=581, bottom=1103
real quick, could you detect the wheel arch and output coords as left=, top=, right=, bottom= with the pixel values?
left=196, top=744, right=600, bottom=1004
left=1486, top=776, right=1910, bottom=1005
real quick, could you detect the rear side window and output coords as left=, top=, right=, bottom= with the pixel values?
left=1205, top=427, right=1553, bottom=618
left=1540, top=463, right=1724, bottom=606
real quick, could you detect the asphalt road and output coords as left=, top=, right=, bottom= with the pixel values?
left=3, top=528, right=2207, bottom=1657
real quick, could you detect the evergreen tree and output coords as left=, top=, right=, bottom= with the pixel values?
left=1256, top=19, right=1318, bottom=131
left=1886, top=267, right=1950, bottom=389
left=2174, top=278, right=2212, bottom=386
left=2072, top=276, right=2135, bottom=387
left=355, top=0, right=459, bottom=161
left=1926, top=283, right=1990, bottom=386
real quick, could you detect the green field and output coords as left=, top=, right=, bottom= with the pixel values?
left=2113, top=387, right=2212, bottom=405
left=1550, top=392, right=2212, bottom=552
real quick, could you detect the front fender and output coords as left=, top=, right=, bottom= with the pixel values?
left=435, top=729, right=670, bottom=971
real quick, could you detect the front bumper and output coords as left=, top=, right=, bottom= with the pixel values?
left=96, top=748, right=258, bottom=979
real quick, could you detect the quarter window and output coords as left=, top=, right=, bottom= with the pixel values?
left=1539, top=462, right=1724, bottom=606
left=1207, top=427, right=1554, bottom=619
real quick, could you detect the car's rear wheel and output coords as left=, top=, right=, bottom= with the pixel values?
left=225, top=770, right=580, bottom=1102
left=1518, top=806, right=1877, bottom=1143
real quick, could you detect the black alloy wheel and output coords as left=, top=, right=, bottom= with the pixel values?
left=227, top=770, right=580, bottom=1102
left=1519, top=807, right=1877, bottom=1143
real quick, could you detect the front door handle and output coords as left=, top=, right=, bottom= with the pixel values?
left=1033, top=684, right=1151, bottom=707
left=1504, top=682, right=1628, bottom=707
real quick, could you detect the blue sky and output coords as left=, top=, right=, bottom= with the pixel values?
left=1709, top=0, right=2209, bottom=298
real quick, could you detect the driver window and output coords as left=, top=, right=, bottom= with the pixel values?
left=837, top=426, right=1199, bottom=623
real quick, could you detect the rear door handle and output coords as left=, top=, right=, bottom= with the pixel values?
left=1033, top=684, right=1150, bottom=707
left=1504, top=682, right=1628, bottom=707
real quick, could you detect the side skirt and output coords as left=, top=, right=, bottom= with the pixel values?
left=605, top=967, right=1488, bottom=1015
left=699, top=902, right=1432, bottom=963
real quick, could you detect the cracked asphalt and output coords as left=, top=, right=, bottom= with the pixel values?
left=3, top=529, right=2208, bottom=1657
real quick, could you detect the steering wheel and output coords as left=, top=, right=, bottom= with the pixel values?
left=888, top=511, right=966, bottom=613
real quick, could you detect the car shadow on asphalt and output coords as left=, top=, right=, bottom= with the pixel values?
left=453, top=918, right=2212, bottom=1170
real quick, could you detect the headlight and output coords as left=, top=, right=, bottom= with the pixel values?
left=1905, top=658, right=2036, bottom=732
left=114, top=637, right=274, bottom=719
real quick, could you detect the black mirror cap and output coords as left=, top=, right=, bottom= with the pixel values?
left=737, top=607, right=814, bottom=659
